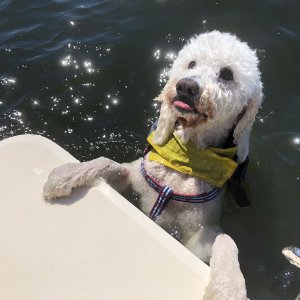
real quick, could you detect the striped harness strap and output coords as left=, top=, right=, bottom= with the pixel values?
left=141, top=160, right=221, bottom=220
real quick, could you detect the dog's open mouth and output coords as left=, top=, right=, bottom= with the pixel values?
left=173, top=97, right=208, bottom=118
left=173, top=97, right=198, bottom=114
left=172, top=96, right=208, bottom=127
left=174, top=100, right=194, bottom=111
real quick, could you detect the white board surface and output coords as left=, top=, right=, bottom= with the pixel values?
left=0, top=135, right=210, bottom=300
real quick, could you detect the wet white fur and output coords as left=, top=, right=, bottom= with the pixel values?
left=44, top=31, right=262, bottom=266
left=155, top=31, right=262, bottom=163
left=203, top=234, right=247, bottom=300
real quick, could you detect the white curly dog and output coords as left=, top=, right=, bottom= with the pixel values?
left=44, top=31, right=262, bottom=265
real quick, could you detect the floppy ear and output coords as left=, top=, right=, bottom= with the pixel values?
left=153, top=101, right=177, bottom=145
left=233, top=98, right=261, bottom=163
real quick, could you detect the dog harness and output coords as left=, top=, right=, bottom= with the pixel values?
left=141, top=160, right=222, bottom=220
left=142, top=130, right=239, bottom=220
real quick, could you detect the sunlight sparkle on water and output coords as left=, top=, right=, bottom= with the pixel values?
left=64, top=128, right=73, bottom=134
left=84, top=61, right=91, bottom=67
left=1, top=77, right=16, bottom=85
left=292, top=137, right=300, bottom=145
left=165, top=33, right=172, bottom=42
left=82, top=82, right=95, bottom=87
left=154, top=49, right=161, bottom=60
left=61, top=55, right=71, bottom=66
left=112, top=98, right=119, bottom=105
left=9, top=110, right=23, bottom=124
left=159, top=67, right=170, bottom=85
left=83, top=60, right=95, bottom=73
left=83, top=115, right=94, bottom=122
left=31, top=99, right=39, bottom=106
left=61, top=109, right=70, bottom=115
left=61, top=55, right=94, bottom=72
left=165, top=51, right=176, bottom=61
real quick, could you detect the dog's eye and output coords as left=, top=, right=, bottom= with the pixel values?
left=188, top=61, right=196, bottom=69
left=219, top=68, right=233, bottom=81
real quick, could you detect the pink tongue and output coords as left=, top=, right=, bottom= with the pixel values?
left=174, top=100, right=193, bottom=111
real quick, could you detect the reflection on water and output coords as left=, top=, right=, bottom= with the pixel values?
left=0, top=0, right=300, bottom=298
left=293, top=137, right=300, bottom=146
left=269, top=132, right=300, bottom=165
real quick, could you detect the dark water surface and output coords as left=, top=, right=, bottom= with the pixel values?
left=1, top=0, right=300, bottom=298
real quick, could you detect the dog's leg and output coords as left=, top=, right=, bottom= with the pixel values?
left=203, top=234, right=247, bottom=300
left=43, top=157, right=129, bottom=200
left=184, top=225, right=221, bottom=263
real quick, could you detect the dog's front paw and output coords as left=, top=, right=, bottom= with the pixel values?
left=43, top=163, right=80, bottom=201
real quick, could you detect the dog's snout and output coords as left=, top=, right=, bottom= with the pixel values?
left=176, top=78, right=199, bottom=99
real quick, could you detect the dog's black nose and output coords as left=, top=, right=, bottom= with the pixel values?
left=176, top=78, right=199, bottom=100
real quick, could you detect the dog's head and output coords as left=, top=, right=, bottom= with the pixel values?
left=154, top=31, right=263, bottom=162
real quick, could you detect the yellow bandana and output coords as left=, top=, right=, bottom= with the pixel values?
left=147, top=131, right=238, bottom=188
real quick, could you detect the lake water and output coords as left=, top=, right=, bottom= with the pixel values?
left=0, top=0, right=299, bottom=298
